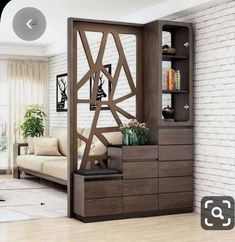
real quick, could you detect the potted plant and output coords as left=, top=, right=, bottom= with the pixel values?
left=120, top=119, right=149, bottom=146
left=20, top=105, right=46, bottom=139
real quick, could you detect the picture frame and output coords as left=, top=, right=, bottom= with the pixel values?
left=56, top=73, right=68, bottom=112
left=90, top=64, right=112, bottom=111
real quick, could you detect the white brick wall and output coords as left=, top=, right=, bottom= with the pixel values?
left=174, top=0, right=235, bottom=212
left=48, top=53, right=67, bottom=129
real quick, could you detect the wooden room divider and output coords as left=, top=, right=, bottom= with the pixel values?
left=67, top=19, right=143, bottom=216
left=68, top=18, right=194, bottom=221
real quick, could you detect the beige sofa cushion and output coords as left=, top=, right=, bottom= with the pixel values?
left=42, top=159, right=68, bottom=181
left=42, top=159, right=81, bottom=181
left=34, top=138, right=61, bottom=156
left=78, top=130, right=122, bottom=157
left=51, top=127, right=67, bottom=156
left=51, top=127, right=84, bottom=156
left=103, top=132, right=122, bottom=145
left=17, top=155, right=66, bottom=172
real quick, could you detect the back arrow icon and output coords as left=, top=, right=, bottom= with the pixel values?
left=27, top=19, right=33, bottom=29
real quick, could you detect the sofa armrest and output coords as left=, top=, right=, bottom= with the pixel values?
left=14, top=143, right=28, bottom=156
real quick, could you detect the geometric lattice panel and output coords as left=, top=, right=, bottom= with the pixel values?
left=75, top=22, right=143, bottom=169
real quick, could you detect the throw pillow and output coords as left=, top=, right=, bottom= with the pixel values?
left=34, top=138, right=61, bottom=156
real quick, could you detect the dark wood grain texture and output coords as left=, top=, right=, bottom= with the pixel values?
left=123, top=145, right=158, bottom=160
left=18, top=167, right=67, bottom=186
left=158, top=128, right=193, bottom=145
left=123, top=178, right=158, bottom=196
left=85, top=180, right=122, bottom=199
left=159, top=145, right=193, bottom=161
left=143, top=21, right=160, bottom=144
left=123, top=195, right=158, bottom=213
left=68, top=18, right=78, bottom=217
left=123, top=161, right=158, bottom=179
left=159, top=160, right=193, bottom=177
left=73, top=174, right=85, bottom=216
left=85, top=198, right=122, bottom=217
left=159, top=177, right=193, bottom=193
left=159, top=192, right=193, bottom=210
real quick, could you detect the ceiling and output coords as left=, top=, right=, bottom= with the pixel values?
left=0, top=0, right=220, bottom=56
left=0, top=0, right=165, bottom=46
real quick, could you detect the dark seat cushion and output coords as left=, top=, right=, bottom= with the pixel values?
left=75, top=168, right=120, bottom=176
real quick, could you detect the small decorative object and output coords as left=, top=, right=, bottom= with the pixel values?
left=175, top=70, right=181, bottom=90
left=162, top=44, right=176, bottom=55
left=90, top=64, right=112, bottom=111
left=56, top=73, right=68, bottom=112
left=122, top=132, right=130, bottom=146
left=139, top=123, right=149, bottom=145
left=162, top=105, right=174, bottom=121
left=20, top=105, right=46, bottom=139
left=120, top=119, right=149, bottom=146
left=167, top=69, right=175, bottom=91
left=129, top=131, right=139, bottom=146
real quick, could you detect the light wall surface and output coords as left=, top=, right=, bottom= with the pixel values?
left=175, top=0, right=235, bottom=211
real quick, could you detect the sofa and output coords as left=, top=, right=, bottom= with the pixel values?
left=13, top=127, right=122, bottom=185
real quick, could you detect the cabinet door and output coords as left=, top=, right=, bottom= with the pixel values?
left=158, top=128, right=193, bottom=145
left=159, top=160, right=193, bottom=177
left=123, top=195, right=158, bottom=213
left=159, top=177, right=193, bottom=193
left=159, top=145, right=193, bottom=161
left=123, top=179, right=158, bottom=196
left=85, top=198, right=122, bottom=217
left=123, top=161, right=158, bottom=179
left=159, top=192, right=193, bottom=210
left=85, top=180, right=122, bottom=199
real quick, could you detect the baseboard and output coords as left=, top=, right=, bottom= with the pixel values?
left=73, top=207, right=194, bottom=223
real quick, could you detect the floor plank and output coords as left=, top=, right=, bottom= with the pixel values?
left=0, top=213, right=234, bottom=242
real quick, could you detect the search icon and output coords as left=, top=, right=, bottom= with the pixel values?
left=211, top=207, right=224, bottom=220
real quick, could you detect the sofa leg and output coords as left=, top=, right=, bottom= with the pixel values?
left=13, top=167, right=20, bottom=179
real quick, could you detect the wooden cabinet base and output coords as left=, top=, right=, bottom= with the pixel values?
left=123, top=195, right=158, bottom=213
left=159, top=192, right=193, bottom=210
left=74, top=207, right=193, bottom=222
left=85, top=198, right=122, bottom=217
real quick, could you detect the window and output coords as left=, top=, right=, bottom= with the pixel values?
left=0, top=61, right=8, bottom=170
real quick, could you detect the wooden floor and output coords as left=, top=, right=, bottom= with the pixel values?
left=0, top=213, right=234, bottom=242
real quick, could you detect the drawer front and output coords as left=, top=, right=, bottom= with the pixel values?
left=85, top=198, right=122, bottom=217
left=159, top=192, right=193, bottom=210
left=159, top=129, right=193, bottom=145
left=159, top=145, right=193, bottom=161
left=159, top=177, right=193, bottom=193
left=85, top=180, right=122, bottom=199
left=159, top=161, right=193, bottom=177
left=123, top=195, right=158, bottom=213
left=123, top=145, right=158, bottom=160
left=123, top=162, right=158, bottom=179
left=123, top=179, right=158, bottom=196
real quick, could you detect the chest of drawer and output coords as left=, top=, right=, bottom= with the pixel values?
left=123, top=178, right=158, bottom=196
left=123, top=161, right=158, bottom=179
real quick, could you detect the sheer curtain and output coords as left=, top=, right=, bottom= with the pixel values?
left=7, top=60, right=48, bottom=172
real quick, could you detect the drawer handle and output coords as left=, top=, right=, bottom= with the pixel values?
left=184, top=42, right=190, bottom=48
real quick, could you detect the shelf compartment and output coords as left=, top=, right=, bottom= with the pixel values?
left=162, top=90, right=188, bottom=94
left=162, top=54, right=188, bottom=61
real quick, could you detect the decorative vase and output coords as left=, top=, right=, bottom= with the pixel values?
left=139, top=132, right=148, bottom=145
left=129, top=132, right=138, bottom=146
left=122, top=132, right=129, bottom=146
left=162, top=105, right=174, bottom=120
